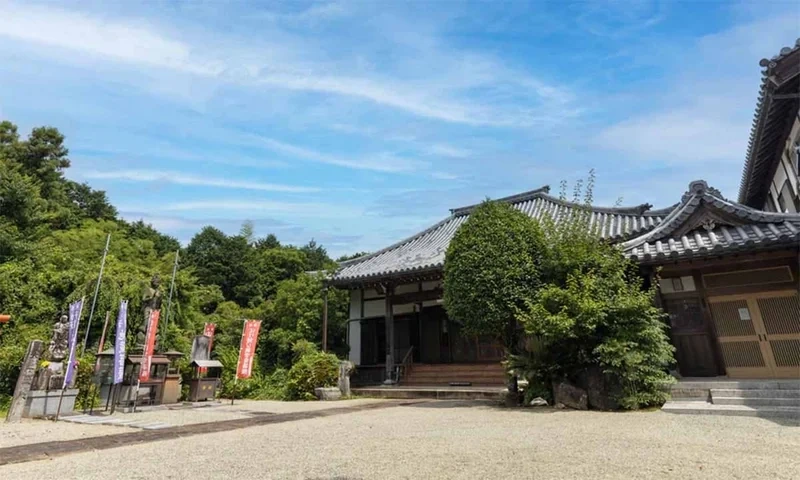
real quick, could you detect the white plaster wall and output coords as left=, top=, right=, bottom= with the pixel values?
left=422, top=280, right=442, bottom=291
left=363, top=288, right=381, bottom=299
left=349, top=289, right=362, bottom=320
left=348, top=321, right=361, bottom=365
left=363, top=299, right=384, bottom=318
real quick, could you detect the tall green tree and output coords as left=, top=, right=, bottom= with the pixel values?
left=443, top=200, right=545, bottom=348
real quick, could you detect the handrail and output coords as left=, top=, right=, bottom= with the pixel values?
left=395, top=346, right=414, bottom=384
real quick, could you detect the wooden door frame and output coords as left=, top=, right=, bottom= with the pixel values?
left=750, top=290, right=800, bottom=378
left=708, top=290, right=799, bottom=378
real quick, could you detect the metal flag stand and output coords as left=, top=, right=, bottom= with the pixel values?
left=162, top=250, right=180, bottom=349
left=81, top=233, right=111, bottom=356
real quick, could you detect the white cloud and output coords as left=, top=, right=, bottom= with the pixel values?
left=430, top=172, right=460, bottom=180
left=161, top=199, right=363, bottom=218
left=83, top=169, right=319, bottom=193
left=425, top=144, right=472, bottom=159
left=0, top=3, right=213, bottom=75
left=592, top=14, right=799, bottom=164
left=0, top=2, right=578, bottom=128
left=245, top=135, right=428, bottom=173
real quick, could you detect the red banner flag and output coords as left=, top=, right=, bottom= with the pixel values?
left=138, top=310, right=161, bottom=382
left=236, top=320, right=261, bottom=379
left=200, top=323, right=216, bottom=374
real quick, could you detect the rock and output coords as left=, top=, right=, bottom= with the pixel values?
left=553, top=381, right=588, bottom=410
left=578, top=366, right=621, bottom=411
left=314, top=387, right=342, bottom=401
left=529, top=397, right=548, bottom=407
left=554, top=402, right=566, bottom=409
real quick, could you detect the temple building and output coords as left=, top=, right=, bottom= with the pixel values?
left=329, top=39, right=800, bottom=386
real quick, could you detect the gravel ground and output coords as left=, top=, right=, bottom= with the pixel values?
left=0, top=419, right=121, bottom=449
left=101, top=398, right=385, bottom=426
left=2, top=400, right=799, bottom=479
left=0, top=399, right=384, bottom=448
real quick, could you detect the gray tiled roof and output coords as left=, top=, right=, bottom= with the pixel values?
left=333, top=187, right=672, bottom=284
left=624, top=180, right=800, bottom=263
left=738, top=38, right=800, bottom=207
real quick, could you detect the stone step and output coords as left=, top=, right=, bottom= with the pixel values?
left=713, top=397, right=800, bottom=407
left=409, top=365, right=505, bottom=375
left=406, top=373, right=505, bottom=380
left=669, top=388, right=711, bottom=400
left=673, top=380, right=800, bottom=390
left=662, top=401, right=800, bottom=421
left=711, top=388, right=800, bottom=399
left=353, top=386, right=506, bottom=401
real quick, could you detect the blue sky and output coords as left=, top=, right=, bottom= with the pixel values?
left=0, top=1, right=798, bottom=256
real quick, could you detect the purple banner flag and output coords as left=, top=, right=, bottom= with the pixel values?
left=113, top=300, right=128, bottom=385
left=63, top=298, right=84, bottom=388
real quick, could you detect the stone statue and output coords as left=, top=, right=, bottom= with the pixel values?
left=136, top=275, right=162, bottom=350
left=338, top=361, right=354, bottom=397
left=33, top=314, right=69, bottom=390
left=48, top=314, right=69, bottom=362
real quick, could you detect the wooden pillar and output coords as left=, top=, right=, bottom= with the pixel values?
left=693, top=270, right=726, bottom=376
left=322, top=287, right=328, bottom=352
left=384, top=284, right=395, bottom=383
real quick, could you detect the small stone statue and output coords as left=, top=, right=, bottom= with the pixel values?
left=48, top=314, right=69, bottom=363
left=34, top=314, right=69, bottom=390
left=136, top=275, right=162, bottom=351
left=338, top=361, right=354, bottom=397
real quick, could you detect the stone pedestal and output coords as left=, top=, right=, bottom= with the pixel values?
left=314, top=387, right=342, bottom=401
left=24, top=389, right=79, bottom=418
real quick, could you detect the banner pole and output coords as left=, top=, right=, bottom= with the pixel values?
left=81, top=233, right=111, bottom=356
left=54, top=386, right=66, bottom=422
left=163, top=250, right=180, bottom=343
left=97, top=311, right=111, bottom=354
left=231, top=376, right=237, bottom=406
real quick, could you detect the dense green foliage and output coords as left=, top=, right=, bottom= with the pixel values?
left=0, top=121, right=354, bottom=406
left=445, top=173, right=675, bottom=409
left=515, top=175, right=675, bottom=409
left=443, top=200, right=545, bottom=347
left=286, top=341, right=340, bottom=400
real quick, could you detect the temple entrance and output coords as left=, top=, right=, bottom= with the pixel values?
left=708, top=291, right=800, bottom=378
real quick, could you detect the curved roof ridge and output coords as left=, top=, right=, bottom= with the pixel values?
left=336, top=214, right=456, bottom=269
left=533, top=192, right=660, bottom=216
left=623, top=180, right=800, bottom=251
left=738, top=38, right=800, bottom=205
left=450, top=185, right=669, bottom=217
left=450, top=185, right=551, bottom=215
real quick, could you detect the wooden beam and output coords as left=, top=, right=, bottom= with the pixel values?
left=390, top=288, right=443, bottom=306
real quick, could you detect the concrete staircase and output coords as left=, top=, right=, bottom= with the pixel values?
left=403, top=363, right=506, bottom=386
left=662, top=379, right=800, bottom=420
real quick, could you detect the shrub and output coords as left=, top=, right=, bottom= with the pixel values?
left=517, top=173, right=675, bottom=409
left=286, top=343, right=339, bottom=400
left=74, top=354, right=100, bottom=410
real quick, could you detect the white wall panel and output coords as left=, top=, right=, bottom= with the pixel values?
left=349, top=290, right=362, bottom=320
left=348, top=321, right=361, bottom=365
